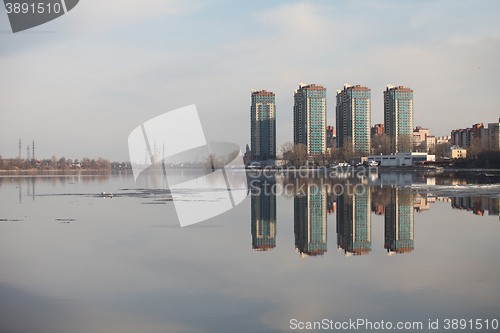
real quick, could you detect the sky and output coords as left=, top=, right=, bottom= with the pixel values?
left=0, top=0, right=499, bottom=161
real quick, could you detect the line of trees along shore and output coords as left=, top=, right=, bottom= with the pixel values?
left=0, top=156, right=130, bottom=171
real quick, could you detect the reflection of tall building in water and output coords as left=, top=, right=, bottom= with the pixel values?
left=327, top=194, right=336, bottom=214
left=251, top=183, right=276, bottom=251
left=336, top=191, right=371, bottom=256
left=413, top=195, right=430, bottom=213
left=385, top=188, right=414, bottom=255
left=294, top=185, right=327, bottom=257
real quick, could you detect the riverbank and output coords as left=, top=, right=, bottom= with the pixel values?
left=0, top=169, right=131, bottom=175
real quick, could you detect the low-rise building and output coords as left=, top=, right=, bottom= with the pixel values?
left=367, top=152, right=435, bottom=166
left=445, top=145, right=467, bottom=159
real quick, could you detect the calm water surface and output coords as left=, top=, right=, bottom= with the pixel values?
left=0, top=172, right=499, bottom=333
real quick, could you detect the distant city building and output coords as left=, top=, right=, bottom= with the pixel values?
left=294, top=184, right=327, bottom=257
left=251, top=90, right=276, bottom=161
left=487, top=120, right=500, bottom=150
left=449, top=120, right=500, bottom=150
left=367, top=152, right=435, bottom=166
left=371, top=123, right=385, bottom=137
left=337, top=191, right=371, bottom=256
left=326, top=126, right=336, bottom=148
left=436, top=135, right=451, bottom=145
left=294, top=83, right=327, bottom=155
left=413, top=126, right=429, bottom=146
left=243, top=144, right=251, bottom=165
left=251, top=181, right=277, bottom=251
left=425, top=135, right=436, bottom=152
left=385, top=188, right=414, bottom=255
left=336, top=84, right=371, bottom=154
left=384, top=85, right=414, bottom=153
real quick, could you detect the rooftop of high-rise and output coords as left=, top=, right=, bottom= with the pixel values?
left=343, top=83, right=370, bottom=91
left=385, top=84, right=413, bottom=92
left=251, top=89, right=275, bottom=96
left=297, top=82, right=326, bottom=90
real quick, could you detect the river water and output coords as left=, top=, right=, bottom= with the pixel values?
left=0, top=171, right=499, bottom=333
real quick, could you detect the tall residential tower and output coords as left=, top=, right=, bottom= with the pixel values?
left=251, top=90, right=276, bottom=161
left=336, top=84, right=371, bottom=154
left=293, top=83, right=327, bottom=155
left=384, top=85, right=414, bottom=153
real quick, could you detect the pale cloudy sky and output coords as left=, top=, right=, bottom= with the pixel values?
left=1, top=0, right=499, bottom=160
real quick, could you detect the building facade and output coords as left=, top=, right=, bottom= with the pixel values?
left=250, top=90, right=276, bottom=161
left=487, top=121, right=500, bottom=150
left=336, top=84, right=371, bottom=154
left=445, top=146, right=467, bottom=159
left=367, top=152, right=435, bottom=166
left=371, top=123, right=385, bottom=137
left=413, top=126, right=429, bottom=146
left=293, top=83, right=327, bottom=155
left=436, top=135, right=451, bottom=145
left=384, top=85, right=414, bottom=153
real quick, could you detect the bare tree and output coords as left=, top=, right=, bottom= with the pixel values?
left=281, top=142, right=308, bottom=166
left=397, top=134, right=413, bottom=153
left=340, top=138, right=354, bottom=162
left=467, top=138, right=483, bottom=158
left=328, top=147, right=341, bottom=163
left=371, top=134, right=391, bottom=155
left=435, top=142, right=451, bottom=160
left=418, top=140, right=427, bottom=153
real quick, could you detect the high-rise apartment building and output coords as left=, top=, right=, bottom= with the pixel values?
left=487, top=120, right=500, bottom=150
left=336, top=84, right=371, bottom=154
left=293, top=83, right=327, bottom=155
left=384, top=85, right=414, bottom=153
left=251, top=89, right=276, bottom=161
